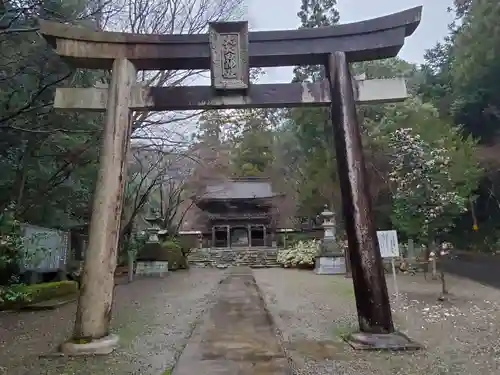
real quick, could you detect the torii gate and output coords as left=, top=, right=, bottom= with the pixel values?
left=39, top=5, right=422, bottom=354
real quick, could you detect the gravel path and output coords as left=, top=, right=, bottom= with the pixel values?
left=0, top=268, right=225, bottom=375
left=254, top=268, right=500, bottom=375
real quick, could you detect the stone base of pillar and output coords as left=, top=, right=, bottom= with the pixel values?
left=314, top=256, right=346, bottom=275
left=58, top=334, right=119, bottom=356
left=345, top=331, right=422, bottom=351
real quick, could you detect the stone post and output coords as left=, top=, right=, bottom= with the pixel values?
left=314, top=205, right=346, bottom=274
left=212, top=226, right=215, bottom=248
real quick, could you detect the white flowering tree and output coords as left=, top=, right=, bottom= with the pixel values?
left=388, top=127, right=479, bottom=297
left=388, top=128, right=469, bottom=239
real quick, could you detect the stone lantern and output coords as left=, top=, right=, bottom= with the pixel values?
left=135, top=208, right=169, bottom=277
left=314, top=205, right=346, bottom=275
left=144, top=211, right=162, bottom=243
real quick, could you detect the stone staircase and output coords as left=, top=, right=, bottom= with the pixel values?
left=188, top=247, right=280, bottom=268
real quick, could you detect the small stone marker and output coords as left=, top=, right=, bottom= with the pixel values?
left=135, top=261, right=169, bottom=277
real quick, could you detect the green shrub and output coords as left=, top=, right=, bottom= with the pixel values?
left=0, top=280, right=79, bottom=309
left=22, top=280, right=79, bottom=302
left=136, top=237, right=188, bottom=270
left=136, top=242, right=167, bottom=261
left=163, top=239, right=182, bottom=251
left=0, top=283, right=30, bottom=305
left=161, top=240, right=188, bottom=270
left=177, top=235, right=197, bottom=256
left=0, top=205, right=23, bottom=284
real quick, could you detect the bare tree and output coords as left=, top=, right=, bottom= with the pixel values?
left=120, top=145, right=169, bottom=243
left=101, top=0, right=245, bottom=145
left=69, top=0, right=245, bottom=342
left=120, top=142, right=198, bottom=236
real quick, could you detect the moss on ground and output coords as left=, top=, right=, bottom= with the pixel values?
left=331, top=321, right=357, bottom=340
left=330, top=277, right=355, bottom=299
left=112, top=305, right=154, bottom=346
left=115, top=319, right=145, bottom=346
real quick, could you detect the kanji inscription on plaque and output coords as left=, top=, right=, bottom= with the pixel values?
left=209, top=21, right=249, bottom=91
left=221, top=33, right=239, bottom=79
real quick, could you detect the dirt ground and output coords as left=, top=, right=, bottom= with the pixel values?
left=1, top=267, right=499, bottom=375
left=254, top=268, right=500, bottom=375
left=0, top=268, right=224, bottom=375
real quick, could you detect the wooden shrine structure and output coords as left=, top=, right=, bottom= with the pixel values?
left=39, top=5, right=422, bottom=351
left=194, top=178, right=279, bottom=248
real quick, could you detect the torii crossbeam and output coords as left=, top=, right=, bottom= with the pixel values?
left=39, top=5, right=423, bottom=355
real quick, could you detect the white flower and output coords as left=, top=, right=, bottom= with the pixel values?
left=277, top=240, right=320, bottom=268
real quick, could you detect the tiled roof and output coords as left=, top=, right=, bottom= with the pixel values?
left=203, top=180, right=274, bottom=200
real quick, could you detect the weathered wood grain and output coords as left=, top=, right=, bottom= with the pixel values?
left=73, top=58, right=136, bottom=341
left=54, top=78, right=407, bottom=111
left=39, top=7, right=422, bottom=70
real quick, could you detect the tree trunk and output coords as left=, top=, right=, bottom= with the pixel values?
left=127, top=250, right=135, bottom=283
left=432, top=257, right=437, bottom=279
left=430, top=239, right=438, bottom=280
left=119, top=221, right=133, bottom=260
left=344, top=247, right=352, bottom=278
left=73, top=58, right=136, bottom=340
left=439, top=268, right=448, bottom=297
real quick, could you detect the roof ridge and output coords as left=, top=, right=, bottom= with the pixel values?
left=228, top=177, right=270, bottom=182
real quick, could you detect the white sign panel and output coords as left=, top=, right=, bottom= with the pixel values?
left=376, top=230, right=400, bottom=258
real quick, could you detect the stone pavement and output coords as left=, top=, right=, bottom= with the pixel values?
left=173, top=267, right=291, bottom=375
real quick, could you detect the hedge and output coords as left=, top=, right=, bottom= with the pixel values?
left=22, top=280, right=79, bottom=302
left=136, top=240, right=188, bottom=270
left=0, top=280, right=79, bottom=310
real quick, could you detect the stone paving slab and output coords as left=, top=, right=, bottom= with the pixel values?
left=173, top=267, right=291, bottom=375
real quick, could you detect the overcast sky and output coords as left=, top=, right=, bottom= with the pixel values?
left=245, top=0, right=455, bottom=83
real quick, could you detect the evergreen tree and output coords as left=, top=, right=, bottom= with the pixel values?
left=287, top=0, right=340, bottom=218
left=452, top=0, right=500, bottom=142
left=293, top=0, right=339, bottom=82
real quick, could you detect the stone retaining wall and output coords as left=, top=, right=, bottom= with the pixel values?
left=188, top=247, right=279, bottom=268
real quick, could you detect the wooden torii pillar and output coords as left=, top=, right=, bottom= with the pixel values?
left=39, top=5, right=422, bottom=354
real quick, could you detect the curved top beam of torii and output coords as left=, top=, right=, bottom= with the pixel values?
left=39, top=6, right=422, bottom=71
